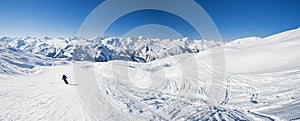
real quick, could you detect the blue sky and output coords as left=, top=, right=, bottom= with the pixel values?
left=103, top=9, right=201, bottom=39
left=0, top=0, right=299, bottom=41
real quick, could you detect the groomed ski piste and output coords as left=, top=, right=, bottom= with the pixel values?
left=0, top=28, right=300, bottom=120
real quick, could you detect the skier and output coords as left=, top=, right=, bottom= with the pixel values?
left=62, top=74, right=69, bottom=84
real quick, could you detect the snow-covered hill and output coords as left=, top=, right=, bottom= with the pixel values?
left=225, top=27, right=300, bottom=73
left=0, top=47, right=54, bottom=75
left=0, top=36, right=223, bottom=62
left=0, top=28, right=300, bottom=120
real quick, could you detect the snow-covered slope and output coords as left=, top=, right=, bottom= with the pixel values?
left=225, top=27, right=300, bottom=73
left=0, top=47, right=54, bottom=75
left=0, top=36, right=223, bottom=62
left=0, top=64, right=94, bottom=120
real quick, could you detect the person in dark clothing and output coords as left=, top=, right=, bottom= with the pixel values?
left=62, top=74, right=69, bottom=84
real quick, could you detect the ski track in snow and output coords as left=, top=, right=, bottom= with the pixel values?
left=0, top=65, right=95, bottom=121
left=1, top=60, right=300, bottom=120
left=89, top=61, right=300, bottom=120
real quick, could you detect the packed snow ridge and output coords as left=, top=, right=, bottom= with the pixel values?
left=0, top=36, right=224, bottom=63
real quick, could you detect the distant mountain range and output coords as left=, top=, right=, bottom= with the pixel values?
left=0, top=36, right=224, bottom=62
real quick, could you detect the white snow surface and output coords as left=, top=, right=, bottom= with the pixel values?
left=0, top=28, right=300, bottom=120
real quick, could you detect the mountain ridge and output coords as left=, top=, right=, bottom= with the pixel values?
left=0, top=36, right=224, bottom=63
